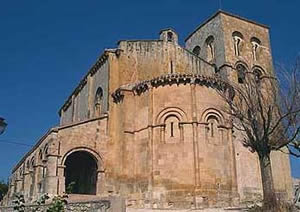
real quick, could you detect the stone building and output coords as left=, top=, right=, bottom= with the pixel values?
left=1, top=11, right=293, bottom=210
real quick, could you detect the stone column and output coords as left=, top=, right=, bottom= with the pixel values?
left=97, top=169, right=105, bottom=196
left=44, top=155, right=59, bottom=197
left=87, top=74, right=95, bottom=117
left=23, top=170, right=31, bottom=201
left=57, top=165, right=65, bottom=195
left=14, top=179, right=21, bottom=196
left=32, top=165, right=41, bottom=200
left=29, top=169, right=35, bottom=199
left=9, top=182, right=15, bottom=199
left=228, top=127, right=239, bottom=205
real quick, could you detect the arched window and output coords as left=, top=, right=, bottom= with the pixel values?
left=251, top=37, right=261, bottom=61
left=236, top=64, right=247, bottom=84
left=205, top=36, right=215, bottom=61
left=31, top=157, right=35, bottom=169
left=192, top=46, right=201, bottom=56
left=253, top=68, right=263, bottom=83
left=165, top=115, right=180, bottom=139
left=207, top=115, right=219, bottom=137
left=19, top=169, right=23, bottom=178
left=232, top=31, right=244, bottom=56
left=64, top=151, right=98, bottom=194
left=44, top=145, right=49, bottom=156
left=95, top=87, right=103, bottom=116
left=167, top=32, right=173, bottom=42
left=39, top=149, right=43, bottom=161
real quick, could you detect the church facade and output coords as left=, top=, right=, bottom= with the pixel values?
left=2, top=11, right=293, bottom=209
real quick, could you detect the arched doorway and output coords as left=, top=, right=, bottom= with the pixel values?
left=64, top=151, right=98, bottom=195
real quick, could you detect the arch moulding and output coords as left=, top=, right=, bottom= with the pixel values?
left=60, top=147, right=104, bottom=172
left=200, top=108, right=225, bottom=125
left=155, top=107, right=188, bottom=125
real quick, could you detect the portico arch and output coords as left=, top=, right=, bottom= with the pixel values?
left=62, top=148, right=102, bottom=195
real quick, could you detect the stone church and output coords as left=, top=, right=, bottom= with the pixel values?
left=2, top=11, right=293, bottom=210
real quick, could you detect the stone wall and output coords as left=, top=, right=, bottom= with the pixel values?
left=60, top=54, right=109, bottom=125
left=0, top=197, right=125, bottom=212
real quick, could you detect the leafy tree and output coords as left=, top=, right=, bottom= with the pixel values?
left=12, top=193, right=25, bottom=212
left=66, top=181, right=76, bottom=194
left=47, top=195, right=67, bottom=212
left=218, top=58, right=300, bottom=210
left=0, top=180, right=8, bottom=201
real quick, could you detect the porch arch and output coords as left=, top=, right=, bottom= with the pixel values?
left=61, top=148, right=103, bottom=195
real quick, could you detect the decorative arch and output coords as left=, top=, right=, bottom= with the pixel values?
left=201, top=108, right=225, bottom=145
left=61, top=147, right=103, bottom=168
left=19, top=168, right=23, bottom=178
left=44, top=144, right=49, bottom=157
left=156, top=107, right=187, bottom=125
left=30, top=156, right=35, bottom=169
left=252, top=66, right=265, bottom=83
left=26, top=160, right=30, bottom=170
left=232, top=31, right=244, bottom=56
left=201, top=108, right=224, bottom=125
left=250, top=37, right=261, bottom=45
left=156, top=107, right=187, bottom=143
left=205, top=35, right=215, bottom=61
left=62, top=148, right=102, bottom=195
left=250, top=37, right=261, bottom=61
left=252, top=65, right=265, bottom=74
left=235, top=62, right=248, bottom=84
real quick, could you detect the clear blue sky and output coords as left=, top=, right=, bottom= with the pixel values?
left=0, top=0, right=299, bottom=181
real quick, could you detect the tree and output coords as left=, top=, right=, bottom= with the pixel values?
left=0, top=180, right=8, bottom=201
left=218, top=58, right=300, bottom=209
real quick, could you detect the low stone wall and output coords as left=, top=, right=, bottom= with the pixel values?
left=0, top=197, right=125, bottom=212
left=126, top=208, right=246, bottom=212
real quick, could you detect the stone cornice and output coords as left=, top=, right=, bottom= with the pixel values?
left=112, top=73, right=232, bottom=103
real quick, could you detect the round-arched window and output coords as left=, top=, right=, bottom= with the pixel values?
left=232, top=31, right=244, bottom=56
left=250, top=37, right=261, bottom=61
left=192, top=46, right=201, bottom=56
left=95, top=87, right=103, bottom=116
left=205, top=36, right=215, bottom=61
left=236, top=63, right=247, bottom=84
left=167, top=32, right=173, bottom=42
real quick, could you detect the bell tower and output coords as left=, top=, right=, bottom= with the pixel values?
left=185, top=11, right=273, bottom=82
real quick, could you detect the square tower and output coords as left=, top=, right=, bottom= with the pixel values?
left=185, top=11, right=274, bottom=80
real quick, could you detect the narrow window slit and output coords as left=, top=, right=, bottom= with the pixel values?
left=170, top=122, right=174, bottom=137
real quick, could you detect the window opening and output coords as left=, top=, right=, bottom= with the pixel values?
left=236, top=64, right=247, bottom=84
left=192, top=46, right=201, bottom=56
left=253, top=69, right=262, bottom=83
left=232, top=32, right=243, bottom=56
left=64, top=151, right=98, bottom=195
left=95, top=87, right=103, bottom=116
left=251, top=37, right=261, bottom=61
left=167, top=32, right=173, bottom=42
left=207, top=115, right=219, bottom=138
left=205, top=36, right=215, bottom=61
left=170, top=122, right=174, bottom=137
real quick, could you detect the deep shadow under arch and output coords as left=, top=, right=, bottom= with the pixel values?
left=64, top=151, right=97, bottom=195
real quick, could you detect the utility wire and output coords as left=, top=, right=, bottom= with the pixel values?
left=0, top=139, right=33, bottom=147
